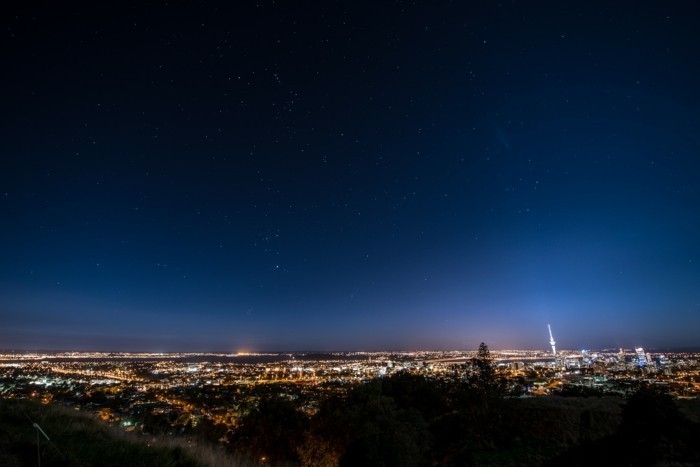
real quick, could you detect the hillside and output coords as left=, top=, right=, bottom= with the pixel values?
left=0, top=399, right=236, bottom=467
left=3, top=386, right=700, bottom=466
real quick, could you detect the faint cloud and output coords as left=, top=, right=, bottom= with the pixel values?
left=495, top=127, right=511, bottom=150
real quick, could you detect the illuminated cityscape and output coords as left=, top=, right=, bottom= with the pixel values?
left=1, top=323, right=699, bottom=464
left=2, top=345, right=699, bottom=427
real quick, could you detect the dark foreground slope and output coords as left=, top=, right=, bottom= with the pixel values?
left=547, top=388, right=700, bottom=467
left=0, top=399, right=230, bottom=467
left=228, top=373, right=700, bottom=467
left=3, top=380, right=700, bottom=467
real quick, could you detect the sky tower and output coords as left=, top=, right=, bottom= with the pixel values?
left=547, top=324, right=556, bottom=356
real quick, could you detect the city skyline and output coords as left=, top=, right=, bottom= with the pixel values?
left=2, top=2, right=700, bottom=352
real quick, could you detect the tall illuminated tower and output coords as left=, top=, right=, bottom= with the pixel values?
left=547, top=324, right=556, bottom=356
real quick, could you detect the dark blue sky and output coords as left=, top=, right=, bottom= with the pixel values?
left=2, top=2, right=699, bottom=351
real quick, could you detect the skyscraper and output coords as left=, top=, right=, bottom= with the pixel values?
left=635, top=347, right=648, bottom=367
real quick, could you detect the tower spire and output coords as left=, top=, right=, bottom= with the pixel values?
left=547, top=324, right=556, bottom=356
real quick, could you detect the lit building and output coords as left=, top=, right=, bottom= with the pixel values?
left=635, top=347, right=647, bottom=367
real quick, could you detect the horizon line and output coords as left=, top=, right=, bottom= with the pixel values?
left=2, top=346, right=699, bottom=355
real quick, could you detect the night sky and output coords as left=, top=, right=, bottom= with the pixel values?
left=2, top=2, right=700, bottom=352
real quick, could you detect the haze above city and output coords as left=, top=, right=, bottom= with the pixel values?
left=2, top=2, right=700, bottom=352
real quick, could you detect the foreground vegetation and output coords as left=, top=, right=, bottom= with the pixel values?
left=0, top=398, right=243, bottom=467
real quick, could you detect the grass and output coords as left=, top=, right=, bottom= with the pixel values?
left=0, top=398, right=251, bottom=467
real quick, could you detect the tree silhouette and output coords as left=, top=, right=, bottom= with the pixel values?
left=470, top=342, right=503, bottom=396
left=228, top=396, right=308, bottom=463
left=301, top=379, right=432, bottom=466
left=618, top=384, right=699, bottom=464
